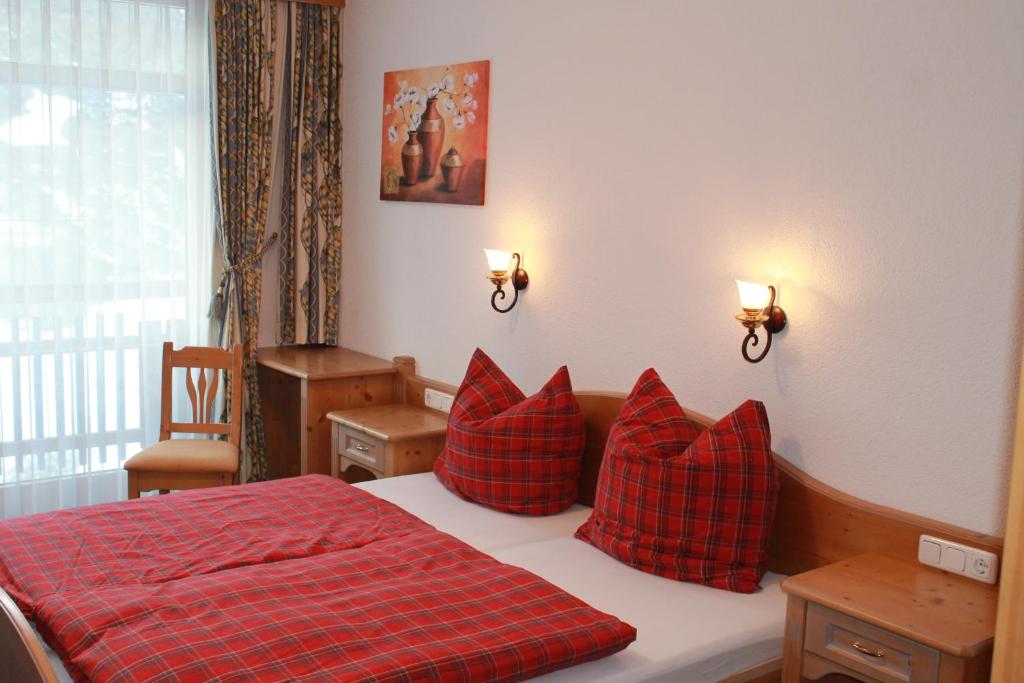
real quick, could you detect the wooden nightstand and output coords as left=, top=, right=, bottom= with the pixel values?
left=781, top=553, right=996, bottom=683
left=327, top=404, right=448, bottom=483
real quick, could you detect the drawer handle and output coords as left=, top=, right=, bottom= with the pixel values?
left=851, top=641, right=886, bottom=658
left=353, top=443, right=371, bottom=453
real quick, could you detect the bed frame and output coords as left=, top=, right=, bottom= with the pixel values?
left=566, top=391, right=1004, bottom=575
left=0, top=588, right=57, bottom=683
left=1, top=377, right=1004, bottom=683
left=406, top=376, right=1005, bottom=683
left=405, top=376, right=1004, bottom=572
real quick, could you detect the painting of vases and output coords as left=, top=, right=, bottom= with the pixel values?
left=379, top=60, right=489, bottom=205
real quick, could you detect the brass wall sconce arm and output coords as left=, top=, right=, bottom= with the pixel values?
left=735, top=281, right=787, bottom=363
left=485, top=249, right=529, bottom=314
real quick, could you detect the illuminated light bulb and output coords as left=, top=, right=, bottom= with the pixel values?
left=484, top=249, right=512, bottom=276
left=736, top=280, right=771, bottom=313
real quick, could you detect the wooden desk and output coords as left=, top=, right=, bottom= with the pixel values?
left=257, top=346, right=411, bottom=478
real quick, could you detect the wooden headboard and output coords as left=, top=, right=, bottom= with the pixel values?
left=404, top=374, right=1004, bottom=576
left=572, top=391, right=1004, bottom=575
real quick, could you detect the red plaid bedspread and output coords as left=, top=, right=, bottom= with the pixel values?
left=0, top=475, right=636, bottom=682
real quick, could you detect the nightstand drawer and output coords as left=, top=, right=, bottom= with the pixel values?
left=339, top=427, right=386, bottom=472
left=805, top=603, right=939, bottom=683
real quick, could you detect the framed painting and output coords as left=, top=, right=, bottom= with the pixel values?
left=379, top=59, right=490, bottom=205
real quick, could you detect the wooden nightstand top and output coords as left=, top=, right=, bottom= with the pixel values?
left=257, top=346, right=397, bottom=380
left=327, top=405, right=449, bottom=441
left=781, top=552, right=997, bottom=658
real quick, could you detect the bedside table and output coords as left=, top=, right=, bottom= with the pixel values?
left=327, top=405, right=448, bottom=483
left=781, top=553, right=996, bottom=683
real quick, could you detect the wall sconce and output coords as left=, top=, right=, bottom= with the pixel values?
left=485, top=249, right=529, bottom=313
left=735, top=280, right=787, bottom=363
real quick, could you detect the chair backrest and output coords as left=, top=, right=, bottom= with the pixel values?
left=0, top=587, right=58, bottom=683
left=159, top=342, right=243, bottom=446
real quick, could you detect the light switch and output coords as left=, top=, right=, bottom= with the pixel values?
left=918, top=534, right=998, bottom=584
left=940, top=546, right=967, bottom=572
left=918, top=539, right=941, bottom=565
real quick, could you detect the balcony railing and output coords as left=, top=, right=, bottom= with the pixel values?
left=0, top=313, right=157, bottom=486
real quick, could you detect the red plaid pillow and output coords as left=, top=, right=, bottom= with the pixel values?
left=575, top=368, right=779, bottom=592
left=434, top=348, right=585, bottom=515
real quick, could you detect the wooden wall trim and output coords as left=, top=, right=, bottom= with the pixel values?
left=767, top=443, right=1002, bottom=574
left=392, top=356, right=416, bottom=404
left=404, top=377, right=1003, bottom=575
left=405, top=374, right=458, bottom=415
left=992, top=352, right=1024, bottom=678
left=586, top=393, right=1002, bottom=574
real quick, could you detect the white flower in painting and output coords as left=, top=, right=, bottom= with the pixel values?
left=463, top=73, right=474, bottom=88
left=471, top=100, right=478, bottom=111
left=453, top=114, right=465, bottom=130
left=466, top=111, right=476, bottom=124
left=411, top=111, right=422, bottom=129
left=418, top=95, right=427, bottom=108
left=393, top=91, right=404, bottom=107
left=399, top=80, right=408, bottom=92
left=442, top=97, right=457, bottom=114
left=406, top=87, right=421, bottom=104
left=427, top=81, right=441, bottom=98
left=443, top=73, right=455, bottom=91
left=472, top=72, right=480, bottom=84
left=462, top=93, right=473, bottom=107
left=387, top=125, right=399, bottom=144
left=384, top=103, right=392, bottom=116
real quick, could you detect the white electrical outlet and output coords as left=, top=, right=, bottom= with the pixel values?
left=918, top=535, right=998, bottom=584
left=424, top=388, right=454, bottom=413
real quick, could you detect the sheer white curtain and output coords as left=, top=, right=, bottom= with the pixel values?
left=0, top=0, right=214, bottom=516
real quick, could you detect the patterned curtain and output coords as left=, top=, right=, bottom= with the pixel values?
left=278, top=4, right=343, bottom=345
left=212, top=0, right=279, bottom=481
left=211, top=1, right=342, bottom=480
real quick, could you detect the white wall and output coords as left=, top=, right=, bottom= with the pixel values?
left=341, top=0, right=1024, bottom=536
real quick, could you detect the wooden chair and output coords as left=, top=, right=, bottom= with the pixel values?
left=124, top=342, right=243, bottom=499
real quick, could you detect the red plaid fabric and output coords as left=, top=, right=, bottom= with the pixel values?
left=1, top=476, right=636, bottom=682
left=434, top=348, right=586, bottom=515
left=0, top=474, right=423, bottom=619
left=575, top=369, right=779, bottom=593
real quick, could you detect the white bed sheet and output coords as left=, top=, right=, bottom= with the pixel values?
left=492, top=539, right=785, bottom=682
left=359, top=473, right=787, bottom=683
left=37, top=473, right=785, bottom=682
left=356, top=471, right=593, bottom=551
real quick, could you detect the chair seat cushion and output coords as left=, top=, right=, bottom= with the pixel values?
left=124, top=439, right=239, bottom=474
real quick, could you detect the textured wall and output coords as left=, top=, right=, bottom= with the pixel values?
left=341, top=0, right=1024, bottom=535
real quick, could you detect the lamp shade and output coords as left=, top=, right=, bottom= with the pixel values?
left=736, top=280, right=771, bottom=311
left=484, top=249, right=512, bottom=275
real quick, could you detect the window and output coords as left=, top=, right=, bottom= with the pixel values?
left=0, top=0, right=213, bottom=515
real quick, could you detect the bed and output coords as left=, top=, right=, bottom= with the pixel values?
left=0, top=387, right=1003, bottom=683
left=361, top=473, right=787, bottom=683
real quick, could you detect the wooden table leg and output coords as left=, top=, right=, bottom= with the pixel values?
left=782, top=595, right=807, bottom=683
